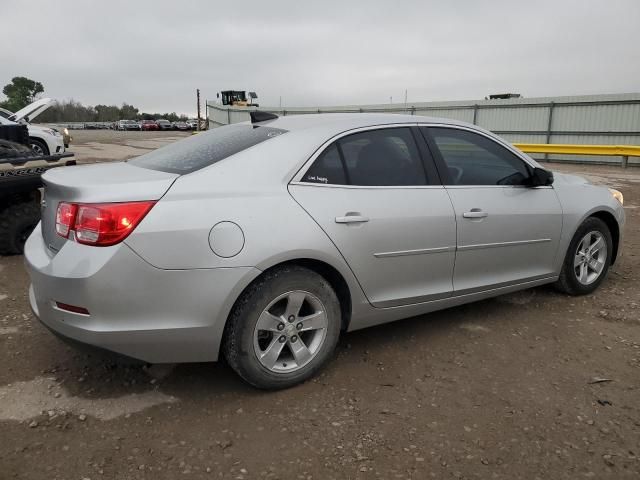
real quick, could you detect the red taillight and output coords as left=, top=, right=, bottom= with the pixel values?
left=55, top=201, right=155, bottom=246
left=55, top=202, right=77, bottom=238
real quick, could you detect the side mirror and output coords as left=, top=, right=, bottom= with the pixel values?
left=531, top=167, right=554, bottom=186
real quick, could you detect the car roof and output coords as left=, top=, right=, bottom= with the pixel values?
left=253, top=112, right=470, bottom=134
left=153, top=112, right=535, bottom=187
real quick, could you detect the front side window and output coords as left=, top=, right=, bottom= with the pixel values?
left=303, top=127, right=427, bottom=186
left=426, top=127, right=531, bottom=186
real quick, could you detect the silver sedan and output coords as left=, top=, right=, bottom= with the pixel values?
left=25, top=113, right=625, bottom=389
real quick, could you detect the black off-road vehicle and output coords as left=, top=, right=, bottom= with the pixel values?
left=0, top=123, right=74, bottom=254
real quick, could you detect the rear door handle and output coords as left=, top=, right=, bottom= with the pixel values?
left=463, top=209, right=488, bottom=219
left=335, top=214, right=370, bottom=224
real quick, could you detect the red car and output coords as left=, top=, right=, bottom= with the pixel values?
left=140, top=120, right=159, bottom=131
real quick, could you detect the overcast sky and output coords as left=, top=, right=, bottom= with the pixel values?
left=2, top=0, right=639, bottom=115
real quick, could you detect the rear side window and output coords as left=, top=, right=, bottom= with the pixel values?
left=303, top=127, right=427, bottom=186
left=303, top=144, right=346, bottom=184
left=130, top=124, right=287, bottom=174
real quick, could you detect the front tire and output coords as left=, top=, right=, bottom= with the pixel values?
left=223, top=266, right=341, bottom=390
left=29, top=138, right=49, bottom=156
left=555, top=217, right=612, bottom=295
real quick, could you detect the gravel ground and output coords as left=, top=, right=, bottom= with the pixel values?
left=69, top=130, right=191, bottom=164
left=1, top=134, right=638, bottom=479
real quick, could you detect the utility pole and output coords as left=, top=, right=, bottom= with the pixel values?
left=196, top=89, right=201, bottom=131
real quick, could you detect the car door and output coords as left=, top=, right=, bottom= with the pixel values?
left=422, top=125, right=563, bottom=294
left=289, top=126, right=457, bottom=308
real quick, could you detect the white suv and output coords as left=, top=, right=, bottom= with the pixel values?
left=0, top=98, right=65, bottom=156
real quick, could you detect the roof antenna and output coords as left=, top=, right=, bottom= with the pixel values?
left=250, top=111, right=279, bottom=124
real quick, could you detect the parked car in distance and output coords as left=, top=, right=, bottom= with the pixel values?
left=173, top=121, right=189, bottom=131
left=25, top=113, right=624, bottom=390
left=0, top=98, right=66, bottom=156
left=140, top=120, right=159, bottom=131
left=156, top=119, right=172, bottom=131
left=117, top=120, right=141, bottom=131
left=186, top=119, right=198, bottom=130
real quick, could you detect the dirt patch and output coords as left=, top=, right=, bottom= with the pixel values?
left=0, top=377, right=176, bottom=422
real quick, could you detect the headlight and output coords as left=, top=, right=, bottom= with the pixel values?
left=44, top=128, right=61, bottom=137
left=609, top=188, right=624, bottom=205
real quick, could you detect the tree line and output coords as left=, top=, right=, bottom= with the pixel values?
left=1, top=76, right=190, bottom=123
left=37, top=100, right=190, bottom=123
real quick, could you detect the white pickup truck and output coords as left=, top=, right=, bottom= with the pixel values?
left=0, top=106, right=74, bottom=254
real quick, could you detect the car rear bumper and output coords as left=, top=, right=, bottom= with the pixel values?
left=25, top=224, right=260, bottom=363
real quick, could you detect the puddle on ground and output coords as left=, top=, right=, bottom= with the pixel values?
left=0, top=376, right=177, bottom=422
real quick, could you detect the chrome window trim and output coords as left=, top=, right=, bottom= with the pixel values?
left=288, top=181, right=444, bottom=190
left=291, top=123, right=423, bottom=186
left=444, top=185, right=553, bottom=190
left=291, top=121, right=547, bottom=189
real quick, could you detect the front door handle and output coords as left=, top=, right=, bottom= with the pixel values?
left=335, top=214, right=370, bottom=224
left=463, top=209, right=488, bottom=219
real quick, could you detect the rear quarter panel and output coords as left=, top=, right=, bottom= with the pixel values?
left=124, top=134, right=371, bottom=319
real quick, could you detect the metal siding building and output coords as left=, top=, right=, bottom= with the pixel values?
left=208, top=93, right=640, bottom=166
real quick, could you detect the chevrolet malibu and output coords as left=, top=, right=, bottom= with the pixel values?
left=25, top=113, right=625, bottom=389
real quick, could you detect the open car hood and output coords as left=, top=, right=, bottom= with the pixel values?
left=10, top=97, right=53, bottom=123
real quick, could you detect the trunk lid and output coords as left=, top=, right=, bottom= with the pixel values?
left=41, top=162, right=178, bottom=252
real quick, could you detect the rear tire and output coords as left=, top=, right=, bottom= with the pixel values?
left=554, top=217, right=612, bottom=295
left=0, top=199, right=41, bottom=255
left=223, top=266, right=341, bottom=390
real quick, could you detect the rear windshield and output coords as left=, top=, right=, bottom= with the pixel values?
left=129, top=124, right=287, bottom=174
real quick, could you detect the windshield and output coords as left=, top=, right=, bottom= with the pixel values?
left=129, top=124, right=287, bottom=174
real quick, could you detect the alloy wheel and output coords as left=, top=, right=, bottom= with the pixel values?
left=253, top=290, right=328, bottom=373
left=574, top=231, right=607, bottom=285
left=30, top=142, right=45, bottom=155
